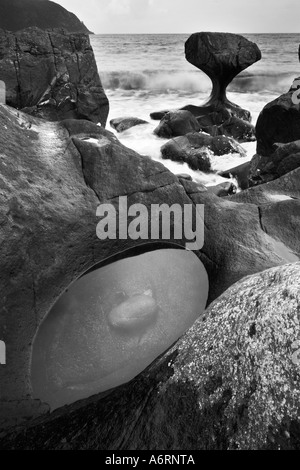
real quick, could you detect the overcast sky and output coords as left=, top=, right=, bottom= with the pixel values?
left=55, top=0, right=300, bottom=34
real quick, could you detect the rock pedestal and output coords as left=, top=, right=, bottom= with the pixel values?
left=151, top=33, right=261, bottom=142
left=185, top=32, right=261, bottom=121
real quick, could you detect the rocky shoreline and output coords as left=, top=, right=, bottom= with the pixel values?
left=0, top=27, right=300, bottom=450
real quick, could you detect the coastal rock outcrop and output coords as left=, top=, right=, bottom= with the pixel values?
left=250, top=77, right=300, bottom=185
left=2, top=262, right=300, bottom=450
left=0, top=0, right=92, bottom=34
left=0, top=104, right=300, bottom=432
left=0, top=27, right=109, bottom=126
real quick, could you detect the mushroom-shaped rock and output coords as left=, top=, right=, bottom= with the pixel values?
left=185, top=32, right=261, bottom=121
left=256, top=78, right=300, bottom=157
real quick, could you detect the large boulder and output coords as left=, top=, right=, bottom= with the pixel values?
left=256, top=78, right=300, bottom=157
left=0, top=0, right=92, bottom=34
left=0, top=27, right=109, bottom=126
left=0, top=104, right=299, bottom=432
left=154, top=110, right=200, bottom=138
left=2, top=262, right=300, bottom=450
left=160, top=132, right=245, bottom=171
left=250, top=77, right=300, bottom=185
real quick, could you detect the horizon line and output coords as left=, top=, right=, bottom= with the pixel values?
left=90, top=32, right=300, bottom=35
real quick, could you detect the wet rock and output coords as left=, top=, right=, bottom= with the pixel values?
left=207, top=182, right=237, bottom=197
left=2, top=262, right=300, bottom=450
left=154, top=110, right=200, bottom=138
left=150, top=110, right=169, bottom=120
left=198, top=114, right=256, bottom=143
left=161, top=137, right=212, bottom=172
left=256, top=78, right=300, bottom=157
left=161, top=132, right=245, bottom=171
left=218, top=162, right=251, bottom=190
left=250, top=139, right=300, bottom=186
left=110, top=117, right=148, bottom=133
left=0, top=27, right=109, bottom=126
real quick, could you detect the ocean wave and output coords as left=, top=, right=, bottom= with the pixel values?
left=101, top=70, right=299, bottom=95
left=101, top=71, right=210, bottom=93
left=229, top=72, right=299, bottom=93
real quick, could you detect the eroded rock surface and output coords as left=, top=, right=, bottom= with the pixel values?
left=250, top=77, right=300, bottom=185
left=0, top=27, right=109, bottom=125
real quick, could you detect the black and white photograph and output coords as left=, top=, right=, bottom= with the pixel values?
left=0, top=0, right=300, bottom=454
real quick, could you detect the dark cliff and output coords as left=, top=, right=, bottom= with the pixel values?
left=0, top=0, right=93, bottom=34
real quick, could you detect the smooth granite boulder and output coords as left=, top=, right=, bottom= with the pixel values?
left=0, top=27, right=109, bottom=126
left=256, top=78, right=300, bottom=157
left=185, top=32, right=261, bottom=121
left=160, top=132, right=245, bottom=171
left=218, top=162, right=251, bottom=190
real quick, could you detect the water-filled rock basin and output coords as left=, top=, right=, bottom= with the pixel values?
left=31, top=249, right=209, bottom=409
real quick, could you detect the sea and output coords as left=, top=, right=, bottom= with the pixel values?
left=91, top=33, right=300, bottom=187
